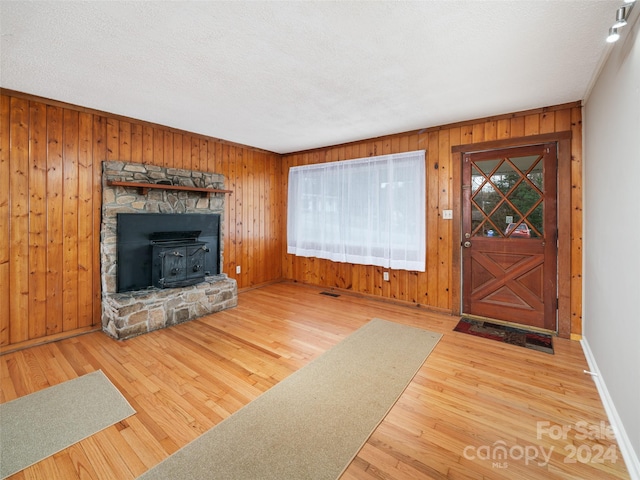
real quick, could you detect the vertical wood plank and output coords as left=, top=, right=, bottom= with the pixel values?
left=106, top=119, right=119, bottom=162
left=164, top=131, right=173, bottom=169
left=426, top=132, right=439, bottom=307
left=190, top=137, right=200, bottom=171
left=497, top=118, right=511, bottom=140
left=266, top=151, right=276, bottom=283
left=524, top=114, right=540, bottom=136
left=510, top=116, right=525, bottom=137
left=199, top=139, right=207, bottom=173
left=62, top=109, right=79, bottom=332
left=77, top=112, right=94, bottom=328
left=247, top=150, right=256, bottom=286
left=461, top=125, right=473, bottom=145
left=281, top=154, right=291, bottom=281
left=182, top=135, right=192, bottom=171
left=206, top=139, right=216, bottom=174
left=142, top=126, right=153, bottom=165
left=484, top=121, right=497, bottom=141
left=131, top=124, right=143, bottom=164
left=0, top=95, right=11, bottom=346
left=46, top=106, right=64, bottom=336
left=246, top=149, right=256, bottom=285
left=216, top=143, right=229, bottom=274
left=226, top=145, right=237, bottom=278
left=9, top=98, right=30, bottom=343
left=153, top=128, right=164, bottom=168
left=258, top=152, right=267, bottom=285
left=92, top=116, right=107, bottom=325
left=28, top=101, right=48, bottom=340
left=173, top=133, right=183, bottom=170
left=540, top=111, right=555, bottom=134
left=557, top=137, right=572, bottom=338
left=448, top=127, right=461, bottom=313
left=119, top=122, right=131, bottom=163
left=450, top=150, right=463, bottom=316
left=417, top=131, right=429, bottom=305
left=437, top=129, right=451, bottom=310
left=555, top=109, right=571, bottom=132
left=570, top=107, right=583, bottom=336
left=274, top=151, right=282, bottom=280
left=235, top=148, right=244, bottom=288
left=471, top=123, right=485, bottom=143
left=254, top=152, right=264, bottom=285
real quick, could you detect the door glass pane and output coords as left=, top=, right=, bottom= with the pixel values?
left=527, top=201, right=544, bottom=237
left=510, top=154, right=539, bottom=174
left=527, top=160, right=544, bottom=190
left=511, top=181, right=541, bottom=215
left=475, top=182, right=500, bottom=215
left=471, top=204, right=483, bottom=235
left=471, top=153, right=546, bottom=240
left=476, top=218, right=503, bottom=237
left=491, top=205, right=520, bottom=237
left=477, top=159, right=500, bottom=175
left=471, top=165, right=485, bottom=194
left=491, top=162, right=520, bottom=195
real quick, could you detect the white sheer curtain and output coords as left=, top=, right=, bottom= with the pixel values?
left=287, top=150, right=426, bottom=272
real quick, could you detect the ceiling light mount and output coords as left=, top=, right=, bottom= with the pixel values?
left=606, top=2, right=634, bottom=43
left=613, top=6, right=628, bottom=28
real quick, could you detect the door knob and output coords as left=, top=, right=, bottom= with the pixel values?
left=463, top=241, right=471, bottom=248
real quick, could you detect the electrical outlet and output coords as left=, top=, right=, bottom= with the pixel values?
left=383, top=271, right=390, bottom=282
left=236, top=265, right=241, bottom=274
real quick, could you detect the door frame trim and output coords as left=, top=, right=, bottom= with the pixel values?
left=451, top=131, right=572, bottom=338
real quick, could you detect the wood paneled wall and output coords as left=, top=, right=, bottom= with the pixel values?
left=1, top=89, right=584, bottom=350
left=281, top=103, right=583, bottom=336
left=1, top=91, right=283, bottom=351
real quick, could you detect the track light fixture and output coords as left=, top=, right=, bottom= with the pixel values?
left=607, top=27, right=620, bottom=43
left=606, top=2, right=634, bottom=43
left=613, top=6, right=628, bottom=28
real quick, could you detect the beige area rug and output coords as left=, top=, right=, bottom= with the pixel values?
left=0, top=370, right=135, bottom=479
left=139, top=318, right=442, bottom=480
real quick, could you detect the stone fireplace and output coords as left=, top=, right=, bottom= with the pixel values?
left=101, top=161, right=237, bottom=340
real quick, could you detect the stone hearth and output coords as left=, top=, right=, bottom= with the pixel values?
left=101, top=161, right=237, bottom=340
left=102, top=278, right=237, bottom=340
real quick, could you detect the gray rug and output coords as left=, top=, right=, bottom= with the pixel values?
left=0, top=370, right=135, bottom=479
left=139, top=318, right=442, bottom=480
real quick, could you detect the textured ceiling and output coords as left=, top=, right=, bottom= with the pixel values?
left=0, top=1, right=620, bottom=154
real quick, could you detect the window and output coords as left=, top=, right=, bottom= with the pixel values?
left=287, top=150, right=426, bottom=271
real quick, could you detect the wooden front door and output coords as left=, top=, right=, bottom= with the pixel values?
left=462, top=143, right=557, bottom=331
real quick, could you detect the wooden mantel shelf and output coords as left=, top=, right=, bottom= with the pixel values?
left=107, top=180, right=232, bottom=196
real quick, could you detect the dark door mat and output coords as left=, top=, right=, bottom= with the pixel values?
left=454, top=317, right=554, bottom=354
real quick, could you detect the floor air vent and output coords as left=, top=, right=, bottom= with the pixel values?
left=320, top=291, right=340, bottom=297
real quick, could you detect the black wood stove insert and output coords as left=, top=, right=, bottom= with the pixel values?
left=150, top=231, right=209, bottom=288
left=116, top=213, right=220, bottom=293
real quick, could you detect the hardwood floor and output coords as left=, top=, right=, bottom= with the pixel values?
left=0, top=282, right=629, bottom=479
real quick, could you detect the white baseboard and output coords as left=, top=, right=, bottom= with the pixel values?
left=581, top=337, right=640, bottom=480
